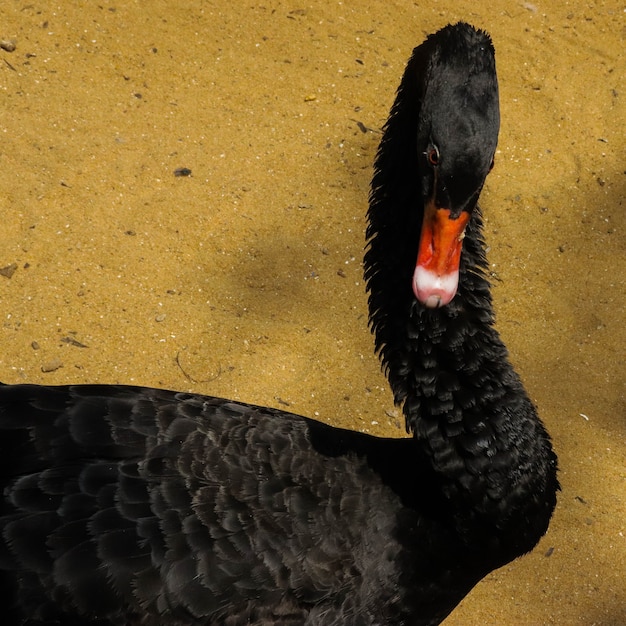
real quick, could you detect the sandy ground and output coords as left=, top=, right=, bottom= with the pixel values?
left=1, top=1, right=624, bottom=624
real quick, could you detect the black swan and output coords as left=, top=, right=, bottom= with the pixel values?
left=0, top=22, right=558, bottom=626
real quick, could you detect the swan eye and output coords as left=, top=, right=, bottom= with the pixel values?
left=427, top=146, right=440, bottom=166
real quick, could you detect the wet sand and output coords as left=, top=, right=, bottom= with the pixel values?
left=1, top=1, right=624, bottom=624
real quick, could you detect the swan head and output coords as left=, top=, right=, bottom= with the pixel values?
left=412, top=23, right=500, bottom=307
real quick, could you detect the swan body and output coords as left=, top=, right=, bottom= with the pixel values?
left=0, top=22, right=558, bottom=626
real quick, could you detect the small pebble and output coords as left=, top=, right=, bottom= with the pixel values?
left=155, top=313, right=166, bottom=322
left=0, top=263, right=18, bottom=279
left=0, top=40, right=16, bottom=52
left=31, top=341, right=40, bottom=350
left=41, top=358, right=63, bottom=373
left=174, top=167, right=192, bottom=177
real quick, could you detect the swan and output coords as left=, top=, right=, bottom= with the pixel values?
left=0, top=22, right=558, bottom=626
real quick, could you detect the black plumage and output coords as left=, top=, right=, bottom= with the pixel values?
left=0, top=22, right=558, bottom=626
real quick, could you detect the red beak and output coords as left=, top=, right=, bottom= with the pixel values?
left=413, top=200, right=470, bottom=308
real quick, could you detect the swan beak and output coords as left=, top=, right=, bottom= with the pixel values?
left=413, top=200, right=470, bottom=308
